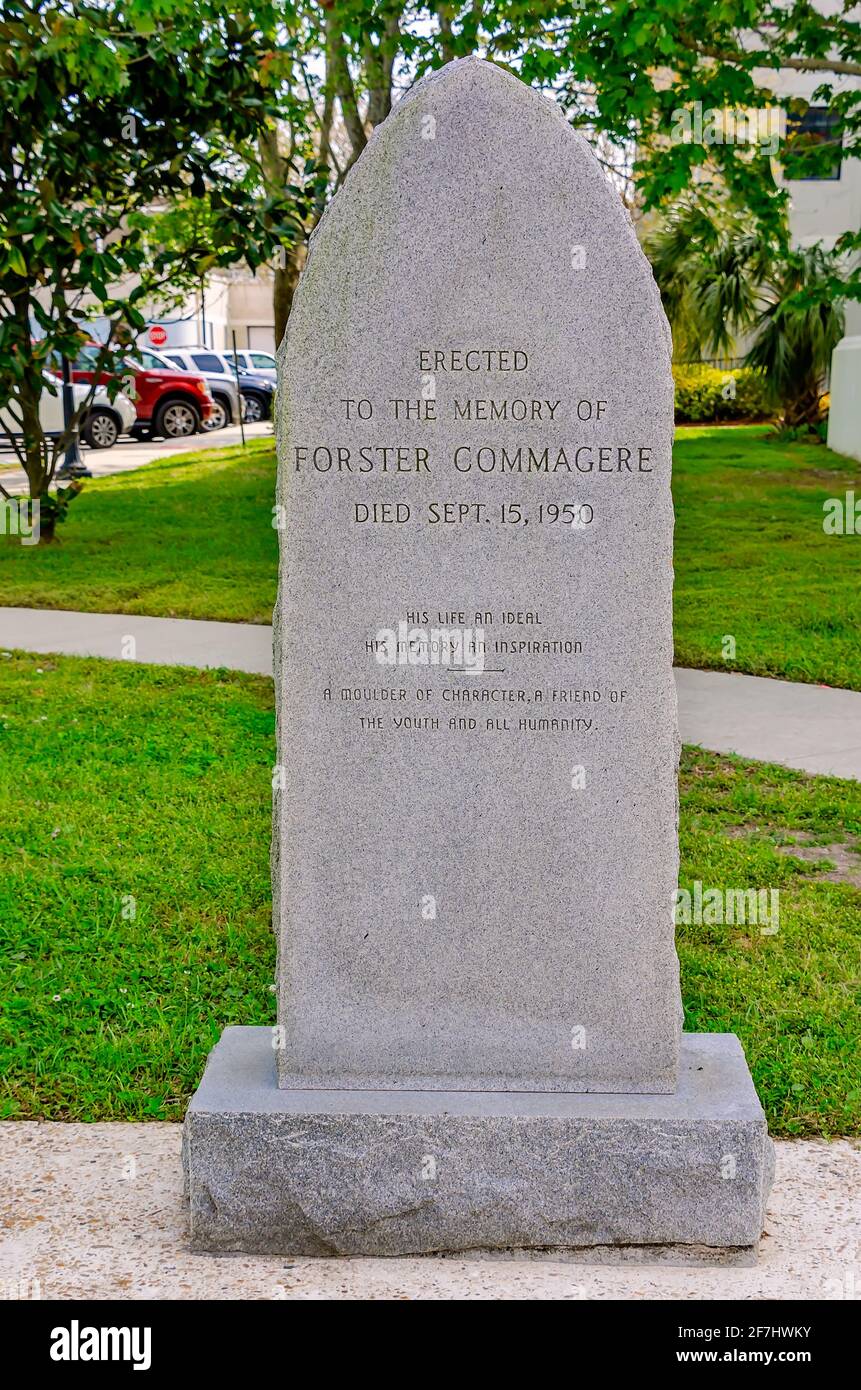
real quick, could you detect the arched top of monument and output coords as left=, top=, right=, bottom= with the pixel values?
left=281, top=54, right=671, bottom=386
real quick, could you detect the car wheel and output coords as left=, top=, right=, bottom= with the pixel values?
left=242, top=392, right=266, bottom=423
left=154, top=399, right=200, bottom=439
left=204, top=396, right=229, bottom=431
left=82, top=408, right=119, bottom=449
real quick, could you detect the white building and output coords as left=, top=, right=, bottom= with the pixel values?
left=145, top=267, right=278, bottom=354
left=763, top=15, right=861, bottom=335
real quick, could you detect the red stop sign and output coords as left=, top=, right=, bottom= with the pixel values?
left=149, top=325, right=168, bottom=347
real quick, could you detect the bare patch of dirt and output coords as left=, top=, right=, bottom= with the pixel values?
left=724, top=827, right=861, bottom=887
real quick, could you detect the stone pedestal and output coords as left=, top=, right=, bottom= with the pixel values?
left=185, top=1029, right=773, bottom=1256
left=827, top=335, right=861, bottom=464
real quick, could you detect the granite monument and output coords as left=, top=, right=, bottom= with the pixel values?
left=184, top=57, right=773, bottom=1257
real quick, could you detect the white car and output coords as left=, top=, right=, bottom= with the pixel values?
left=78, top=381, right=137, bottom=448
left=226, top=348, right=277, bottom=384
left=0, top=373, right=136, bottom=450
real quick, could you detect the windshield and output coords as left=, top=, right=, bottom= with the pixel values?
left=138, top=349, right=174, bottom=371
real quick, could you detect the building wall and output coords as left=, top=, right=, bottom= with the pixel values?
left=142, top=276, right=231, bottom=351
left=144, top=271, right=279, bottom=354
left=227, top=274, right=278, bottom=353
left=759, top=4, right=861, bottom=333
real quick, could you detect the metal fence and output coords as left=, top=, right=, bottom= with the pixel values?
left=675, top=358, right=747, bottom=371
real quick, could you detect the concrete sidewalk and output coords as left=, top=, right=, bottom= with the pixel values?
left=1, top=607, right=271, bottom=675
left=0, top=1122, right=857, bottom=1299
left=1, top=606, right=860, bottom=779
left=674, top=667, right=861, bottom=781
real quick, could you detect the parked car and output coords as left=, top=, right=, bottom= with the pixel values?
left=236, top=369, right=274, bottom=423
left=0, top=372, right=136, bottom=449
left=154, top=347, right=243, bottom=430
left=226, top=348, right=278, bottom=384
left=156, top=345, right=274, bottom=423
left=80, top=384, right=137, bottom=448
left=67, top=345, right=214, bottom=439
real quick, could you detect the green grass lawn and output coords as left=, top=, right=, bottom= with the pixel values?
left=0, top=650, right=858, bottom=1136
left=673, top=425, right=861, bottom=690
left=0, top=653, right=275, bottom=1121
left=1, top=425, right=859, bottom=685
left=0, top=438, right=278, bottom=624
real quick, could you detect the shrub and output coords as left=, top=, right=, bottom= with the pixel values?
left=673, top=364, right=774, bottom=423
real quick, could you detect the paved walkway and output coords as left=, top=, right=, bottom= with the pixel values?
left=0, top=420, right=273, bottom=495
left=1, top=608, right=272, bottom=676
left=675, top=667, right=861, bottom=781
left=0, top=1122, right=857, bottom=1299
left=1, top=607, right=859, bottom=779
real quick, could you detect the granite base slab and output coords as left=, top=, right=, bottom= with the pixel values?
left=183, top=1028, right=774, bottom=1257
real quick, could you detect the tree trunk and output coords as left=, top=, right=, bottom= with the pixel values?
left=273, top=244, right=305, bottom=351
left=365, top=11, right=403, bottom=126
left=258, top=121, right=309, bottom=351
left=327, top=15, right=367, bottom=163
left=783, top=376, right=825, bottom=429
left=19, top=381, right=47, bottom=499
left=11, top=290, right=48, bottom=497
left=438, top=6, right=455, bottom=64
left=274, top=5, right=400, bottom=347
left=37, top=509, right=57, bottom=544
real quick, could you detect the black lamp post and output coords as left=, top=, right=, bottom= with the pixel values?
left=55, top=355, right=91, bottom=479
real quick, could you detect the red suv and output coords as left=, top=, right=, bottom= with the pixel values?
left=69, top=345, right=214, bottom=439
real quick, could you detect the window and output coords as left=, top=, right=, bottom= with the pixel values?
left=165, top=354, right=187, bottom=369
left=250, top=353, right=276, bottom=369
left=140, top=351, right=169, bottom=370
left=191, top=353, right=225, bottom=373
left=73, top=345, right=101, bottom=370
left=786, top=106, right=842, bottom=181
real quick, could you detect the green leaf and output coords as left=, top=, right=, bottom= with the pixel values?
left=6, top=247, right=27, bottom=276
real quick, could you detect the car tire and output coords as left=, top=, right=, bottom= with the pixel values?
left=203, top=395, right=230, bottom=431
left=241, top=392, right=267, bottom=423
left=82, top=408, right=120, bottom=449
left=154, top=398, right=200, bottom=439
